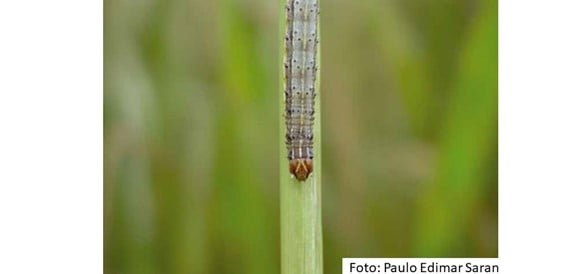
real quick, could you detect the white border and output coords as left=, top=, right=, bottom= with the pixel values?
left=500, top=0, right=567, bottom=272
left=0, top=1, right=102, bottom=273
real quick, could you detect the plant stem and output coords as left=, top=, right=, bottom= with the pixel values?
left=279, top=1, right=323, bottom=273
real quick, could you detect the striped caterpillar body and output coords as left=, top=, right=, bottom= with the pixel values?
left=284, top=0, right=319, bottom=181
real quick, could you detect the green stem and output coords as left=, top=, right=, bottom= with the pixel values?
left=279, top=1, right=323, bottom=273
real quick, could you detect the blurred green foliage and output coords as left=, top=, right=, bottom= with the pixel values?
left=104, top=0, right=497, bottom=273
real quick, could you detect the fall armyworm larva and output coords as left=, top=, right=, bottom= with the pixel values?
left=284, top=0, right=319, bottom=181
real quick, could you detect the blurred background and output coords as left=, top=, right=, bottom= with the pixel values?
left=104, top=0, right=497, bottom=273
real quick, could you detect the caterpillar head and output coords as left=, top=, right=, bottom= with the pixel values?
left=289, top=158, right=313, bottom=181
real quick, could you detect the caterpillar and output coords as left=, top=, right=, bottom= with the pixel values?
left=284, top=0, right=319, bottom=181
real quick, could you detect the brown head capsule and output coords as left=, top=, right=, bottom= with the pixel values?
left=289, top=158, right=313, bottom=181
